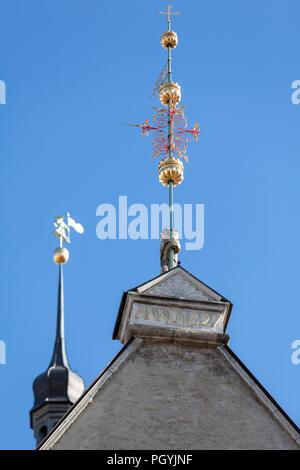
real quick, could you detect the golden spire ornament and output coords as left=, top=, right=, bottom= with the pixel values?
left=127, top=6, right=200, bottom=270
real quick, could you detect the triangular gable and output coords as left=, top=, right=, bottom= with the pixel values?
left=113, top=266, right=233, bottom=342
left=131, top=266, right=228, bottom=302
left=38, top=339, right=300, bottom=450
left=135, top=266, right=222, bottom=302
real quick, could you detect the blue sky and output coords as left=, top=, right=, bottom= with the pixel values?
left=1, top=0, right=300, bottom=449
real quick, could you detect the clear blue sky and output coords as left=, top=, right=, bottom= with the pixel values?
left=1, top=0, right=300, bottom=449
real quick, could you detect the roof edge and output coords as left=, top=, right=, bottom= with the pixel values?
left=37, top=337, right=135, bottom=450
left=219, top=345, right=300, bottom=444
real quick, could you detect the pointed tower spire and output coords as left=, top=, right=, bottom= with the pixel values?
left=127, top=6, right=200, bottom=272
left=48, top=263, right=69, bottom=368
left=30, top=214, right=85, bottom=446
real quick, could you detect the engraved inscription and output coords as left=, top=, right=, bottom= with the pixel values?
left=131, top=304, right=221, bottom=330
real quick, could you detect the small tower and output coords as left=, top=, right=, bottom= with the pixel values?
left=30, top=215, right=85, bottom=445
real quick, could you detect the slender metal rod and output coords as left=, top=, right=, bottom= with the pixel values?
left=169, top=180, right=174, bottom=269
left=167, top=43, right=172, bottom=158
left=167, top=40, right=174, bottom=270
left=167, top=42, right=172, bottom=82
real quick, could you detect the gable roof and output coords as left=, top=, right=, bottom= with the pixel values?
left=37, top=266, right=300, bottom=449
left=37, top=338, right=300, bottom=449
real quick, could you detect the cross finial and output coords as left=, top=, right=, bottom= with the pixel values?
left=159, top=5, right=179, bottom=26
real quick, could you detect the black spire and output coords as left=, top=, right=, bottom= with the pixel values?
left=30, top=263, right=85, bottom=445
left=49, top=264, right=69, bottom=368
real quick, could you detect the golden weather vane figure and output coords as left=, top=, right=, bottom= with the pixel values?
left=53, top=213, right=84, bottom=264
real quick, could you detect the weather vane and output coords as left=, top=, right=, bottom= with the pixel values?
left=126, top=6, right=200, bottom=271
left=53, top=213, right=84, bottom=264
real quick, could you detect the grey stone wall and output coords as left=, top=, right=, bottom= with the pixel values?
left=51, top=340, right=299, bottom=450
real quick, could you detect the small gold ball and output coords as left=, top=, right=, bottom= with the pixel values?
left=160, top=30, right=178, bottom=49
left=159, top=82, right=181, bottom=107
left=158, top=157, right=184, bottom=187
left=53, top=247, right=69, bottom=264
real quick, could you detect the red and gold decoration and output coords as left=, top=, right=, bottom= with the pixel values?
left=126, top=6, right=200, bottom=269
left=127, top=106, right=199, bottom=184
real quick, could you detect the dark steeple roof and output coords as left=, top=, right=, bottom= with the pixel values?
left=49, top=262, right=69, bottom=368
left=30, top=264, right=84, bottom=437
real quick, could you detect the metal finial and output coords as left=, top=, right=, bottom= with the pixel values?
left=127, top=9, right=200, bottom=271
left=159, top=5, right=179, bottom=27
left=52, top=213, right=84, bottom=264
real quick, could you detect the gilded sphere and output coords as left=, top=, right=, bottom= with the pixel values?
left=158, top=157, right=184, bottom=187
left=160, top=30, right=178, bottom=49
left=53, top=247, right=69, bottom=264
left=159, top=82, right=181, bottom=107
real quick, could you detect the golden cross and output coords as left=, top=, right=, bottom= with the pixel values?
left=159, top=5, right=179, bottom=24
